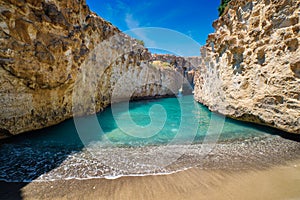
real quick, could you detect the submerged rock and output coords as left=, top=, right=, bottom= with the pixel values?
left=194, top=0, right=300, bottom=134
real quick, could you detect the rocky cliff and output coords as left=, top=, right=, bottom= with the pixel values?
left=194, top=0, right=300, bottom=133
left=151, top=54, right=201, bottom=92
left=151, top=54, right=201, bottom=71
left=0, top=0, right=182, bottom=138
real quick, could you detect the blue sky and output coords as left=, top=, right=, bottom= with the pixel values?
left=86, top=0, right=220, bottom=56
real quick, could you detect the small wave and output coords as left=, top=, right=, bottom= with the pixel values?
left=0, top=136, right=300, bottom=183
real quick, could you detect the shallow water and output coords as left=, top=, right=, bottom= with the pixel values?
left=0, top=95, right=299, bottom=182
left=84, top=95, right=273, bottom=146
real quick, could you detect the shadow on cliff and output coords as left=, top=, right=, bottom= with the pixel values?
left=267, top=128, right=300, bottom=142
left=196, top=104, right=300, bottom=142
left=0, top=118, right=86, bottom=200
left=219, top=115, right=300, bottom=142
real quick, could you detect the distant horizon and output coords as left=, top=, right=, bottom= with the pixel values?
left=86, top=0, right=220, bottom=56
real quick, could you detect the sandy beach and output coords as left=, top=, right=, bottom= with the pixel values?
left=1, top=159, right=300, bottom=200
left=1, top=135, right=300, bottom=200
left=1, top=0, right=299, bottom=200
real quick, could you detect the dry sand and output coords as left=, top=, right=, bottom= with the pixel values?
left=1, top=160, right=300, bottom=200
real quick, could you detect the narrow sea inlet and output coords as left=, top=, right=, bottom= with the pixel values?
left=0, top=96, right=299, bottom=182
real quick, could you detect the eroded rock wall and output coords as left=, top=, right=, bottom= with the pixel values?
left=194, top=0, right=300, bottom=133
left=151, top=54, right=201, bottom=92
left=0, top=0, right=181, bottom=138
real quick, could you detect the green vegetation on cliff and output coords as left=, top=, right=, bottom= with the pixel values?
left=218, top=0, right=232, bottom=16
left=136, top=39, right=145, bottom=46
left=151, top=61, right=171, bottom=68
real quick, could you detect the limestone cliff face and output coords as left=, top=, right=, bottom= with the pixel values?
left=194, top=0, right=300, bottom=133
left=0, top=0, right=181, bottom=138
left=151, top=54, right=201, bottom=71
left=151, top=54, right=202, bottom=92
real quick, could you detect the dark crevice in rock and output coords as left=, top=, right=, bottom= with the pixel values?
left=0, top=128, right=13, bottom=140
left=291, top=61, right=300, bottom=78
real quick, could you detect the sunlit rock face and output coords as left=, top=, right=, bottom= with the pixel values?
left=194, top=0, right=300, bottom=134
left=0, top=0, right=181, bottom=138
left=151, top=54, right=202, bottom=93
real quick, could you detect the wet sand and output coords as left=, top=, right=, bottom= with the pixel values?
left=1, top=134, right=300, bottom=199
left=1, top=160, right=300, bottom=200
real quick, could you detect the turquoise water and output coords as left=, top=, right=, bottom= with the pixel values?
left=94, top=95, right=270, bottom=146
left=0, top=95, right=285, bottom=182
left=7, top=95, right=274, bottom=148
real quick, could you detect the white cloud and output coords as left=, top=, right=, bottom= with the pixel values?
left=124, top=13, right=156, bottom=46
left=187, top=30, right=193, bottom=38
left=125, top=14, right=140, bottom=29
left=104, top=3, right=113, bottom=19
left=116, top=0, right=128, bottom=10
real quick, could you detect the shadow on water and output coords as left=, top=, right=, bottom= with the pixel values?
left=0, top=118, right=85, bottom=200
left=0, top=96, right=299, bottom=199
left=0, top=97, right=179, bottom=200
left=226, top=117, right=300, bottom=142
left=199, top=103, right=300, bottom=142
